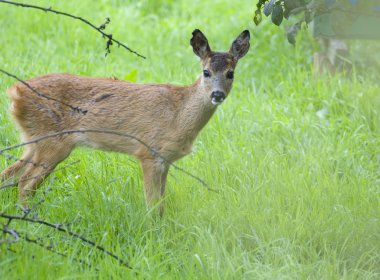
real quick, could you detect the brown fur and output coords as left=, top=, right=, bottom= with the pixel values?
left=1, top=29, right=250, bottom=215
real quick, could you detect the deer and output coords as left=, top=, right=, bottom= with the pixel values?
left=1, top=29, right=250, bottom=215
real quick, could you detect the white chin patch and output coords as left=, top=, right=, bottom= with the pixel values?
left=211, top=98, right=224, bottom=106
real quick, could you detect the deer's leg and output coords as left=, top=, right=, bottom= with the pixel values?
left=1, top=146, right=34, bottom=182
left=18, top=140, right=73, bottom=204
left=140, top=157, right=169, bottom=216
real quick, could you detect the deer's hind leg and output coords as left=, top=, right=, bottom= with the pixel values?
left=18, top=139, right=74, bottom=204
left=1, top=146, right=34, bottom=183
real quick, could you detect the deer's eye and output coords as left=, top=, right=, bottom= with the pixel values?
left=203, top=69, right=211, bottom=78
left=226, top=70, right=234, bottom=79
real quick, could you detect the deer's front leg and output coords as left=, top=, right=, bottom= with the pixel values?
left=140, top=157, right=169, bottom=216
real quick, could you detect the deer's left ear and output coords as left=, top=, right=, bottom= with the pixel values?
left=229, top=30, right=250, bottom=61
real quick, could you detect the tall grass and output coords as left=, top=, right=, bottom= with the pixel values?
left=0, top=0, right=379, bottom=279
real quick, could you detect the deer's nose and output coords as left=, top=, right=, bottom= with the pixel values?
left=211, top=91, right=226, bottom=105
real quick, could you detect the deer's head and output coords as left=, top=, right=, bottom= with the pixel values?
left=190, top=29, right=250, bottom=106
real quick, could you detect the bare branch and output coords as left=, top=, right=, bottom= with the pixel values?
left=0, top=68, right=88, bottom=115
left=0, top=212, right=131, bottom=268
left=0, top=129, right=216, bottom=192
left=1, top=225, right=20, bottom=243
left=1, top=152, right=49, bottom=169
left=0, top=160, right=80, bottom=191
left=22, top=184, right=53, bottom=217
left=1, top=227, right=93, bottom=268
left=0, top=0, right=146, bottom=59
left=0, top=70, right=214, bottom=192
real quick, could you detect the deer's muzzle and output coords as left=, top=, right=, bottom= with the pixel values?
left=211, top=91, right=226, bottom=105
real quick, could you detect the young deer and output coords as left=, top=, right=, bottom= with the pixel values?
left=1, top=29, right=250, bottom=215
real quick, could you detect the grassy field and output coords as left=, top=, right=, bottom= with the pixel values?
left=0, top=0, right=379, bottom=279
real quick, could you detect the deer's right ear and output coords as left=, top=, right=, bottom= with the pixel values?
left=190, top=29, right=211, bottom=59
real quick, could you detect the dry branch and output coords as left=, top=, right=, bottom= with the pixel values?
left=1, top=227, right=93, bottom=268
left=0, top=68, right=88, bottom=115
left=0, top=171, right=130, bottom=269
left=0, top=68, right=214, bottom=191
left=0, top=0, right=146, bottom=58
left=0, top=160, right=80, bottom=190
left=0, top=129, right=216, bottom=192
left=0, top=210, right=131, bottom=268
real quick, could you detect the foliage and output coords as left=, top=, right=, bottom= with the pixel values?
left=254, top=0, right=380, bottom=44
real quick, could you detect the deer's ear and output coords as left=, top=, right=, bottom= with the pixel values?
left=229, top=30, right=250, bottom=60
left=190, top=29, right=211, bottom=59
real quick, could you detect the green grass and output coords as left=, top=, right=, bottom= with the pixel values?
left=0, top=0, right=379, bottom=279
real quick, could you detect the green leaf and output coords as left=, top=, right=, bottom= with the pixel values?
left=271, top=2, right=284, bottom=26
left=253, top=9, right=262, bottom=25
left=264, top=0, right=276, bottom=16
left=284, top=0, right=305, bottom=19
left=284, top=0, right=302, bottom=12
left=305, top=9, right=313, bottom=23
left=123, top=69, right=138, bottom=82
left=287, top=22, right=301, bottom=45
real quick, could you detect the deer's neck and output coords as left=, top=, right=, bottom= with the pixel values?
left=176, top=78, right=217, bottom=139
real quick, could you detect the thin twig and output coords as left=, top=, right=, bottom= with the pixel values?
left=0, top=129, right=216, bottom=192
left=0, top=0, right=146, bottom=58
left=0, top=68, right=88, bottom=115
left=0, top=225, right=20, bottom=243
left=2, top=152, right=49, bottom=169
left=0, top=71, right=214, bottom=192
left=22, top=185, right=53, bottom=217
left=0, top=160, right=80, bottom=190
left=1, top=227, right=93, bottom=268
left=0, top=212, right=131, bottom=268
